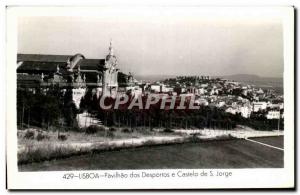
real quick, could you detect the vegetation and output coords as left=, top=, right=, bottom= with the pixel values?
left=24, top=130, right=35, bottom=139
left=17, top=85, right=283, bottom=132
left=90, top=95, right=282, bottom=131
left=58, top=133, right=68, bottom=141
left=17, top=127, right=182, bottom=164
left=17, top=86, right=78, bottom=130
left=163, top=128, right=173, bottom=133
left=36, top=132, right=50, bottom=141
left=85, top=125, right=106, bottom=134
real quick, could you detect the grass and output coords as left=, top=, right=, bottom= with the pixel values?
left=250, top=136, right=284, bottom=148
left=19, top=136, right=284, bottom=171
left=18, top=126, right=281, bottom=165
left=17, top=126, right=184, bottom=164
left=18, top=126, right=161, bottom=145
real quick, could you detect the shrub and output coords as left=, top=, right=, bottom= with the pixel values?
left=121, top=128, right=131, bottom=133
left=17, top=131, right=23, bottom=138
left=64, top=126, right=81, bottom=132
left=109, top=127, right=117, bottom=132
left=58, top=134, right=68, bottom=141
left=215, top=134, right=235, bottom=141
left=186, top=134, right=202, bottom=143
left=163, top=128, right=173, bottom=133
left=85, top=125, right=105, bottom=134
left=106, top=131, right=114, bottom=138
left=24, top=130, right=35, bottom=139
left=143, top=139, right=156, bottom=146
left=36, top=132, right=49, bottom=141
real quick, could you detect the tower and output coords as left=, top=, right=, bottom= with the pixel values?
left=102, top=39, right=119, bottom=97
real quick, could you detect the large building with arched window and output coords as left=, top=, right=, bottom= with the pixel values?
left=17, top=41, right=121, bottom=99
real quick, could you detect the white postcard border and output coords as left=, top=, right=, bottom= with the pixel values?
left=6, top=6, right=294, bottom=189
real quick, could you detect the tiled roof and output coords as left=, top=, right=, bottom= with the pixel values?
left=17, top=74, right=41, bottom=81
left=17, top=54, right=72, bottom=63
left=17, top=54, right=105, bottom=72
left=17, top=61, right=66, bottom=73
left=82, top=72, right=99, bottom=83
left=76, top=59, right=105, bottom=70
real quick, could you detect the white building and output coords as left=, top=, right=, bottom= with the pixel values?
left=266, top=111, right=281, bottom=119
left=225, top=106, right=238, bottom=115
left=239, top=106, right=251, bottom=118
left=253, top=102, right=267, bottom=112
left=195, top=98, right=209, bottom=106
left=256, top=88, right=264, bottom=94
left=267, top=103, right=284, bottom=110
left=150, top=84, right=161, bottom=93
left=72, top=88, right=86, bottom=109
left=216, top=101, right=225, bottom=108
left=198, top=88, right=206, bottom=95
left=226, top=105, right=251, bottom=118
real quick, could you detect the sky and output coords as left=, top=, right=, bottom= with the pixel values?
left=17, top=8, right=284, bottom=77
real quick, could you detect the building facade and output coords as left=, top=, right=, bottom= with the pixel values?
left=17, top=41, right=121, bottom=105
left=102, top=40, right=119, bottom=97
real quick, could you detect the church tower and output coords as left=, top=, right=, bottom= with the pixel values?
left=102, top=40, right=119, bottom=97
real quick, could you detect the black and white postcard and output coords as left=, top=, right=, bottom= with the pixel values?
left=6, top=6, right=295, bottom=189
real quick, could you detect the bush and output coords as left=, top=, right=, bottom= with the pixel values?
left=36, top=132, right=49, bottom=141
left=64, top=126, right=81, bottom=132
left=121, top=128, right=131, bottom=133
left=143, top=139, right=156, bottom=146
left=58, top=134, right=68, bottom=141
left=215, top=134, right=235, bottom=141
left=106, top=131, right=114, bottom=138
left=109, top=127, right=117, bottom=132
left=163, top=128, right=173, bottom=133
left=24, top=130, right=35, bottom=139
left=186, top=134, right=202, bottom=143
left=17, top=132, right=21, bottom=138
left=85, top=125, right=105, bottom=134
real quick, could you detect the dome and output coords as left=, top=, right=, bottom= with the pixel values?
left=105, top=40, right=117, bottom=66
left=67, top=53, right=85, bottom=70
left=106, top=54, right=116, bottom=61
left=69, top=53, right=85, bottom=62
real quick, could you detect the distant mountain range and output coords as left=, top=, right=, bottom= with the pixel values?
left=216, top=74, right=283, bottom=91
left=134, top=75, right=175, bottom=82
left=213, top=74, right=283, bottom=83
left=135, top=74, right=283, bottom=94
left=135, top=74, right=283, bottom=83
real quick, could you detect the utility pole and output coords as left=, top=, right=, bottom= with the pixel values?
left=27, top=107, right=30, bottom=128
left=278, top=112, right=281, bottom=131
left=22, top=102, right=24, bottom=129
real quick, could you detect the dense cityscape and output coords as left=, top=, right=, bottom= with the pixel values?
left=17, top=42, right=284, bottom=133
